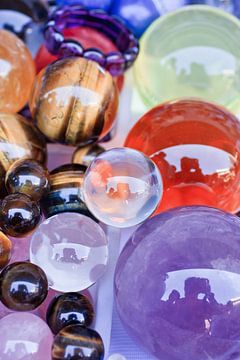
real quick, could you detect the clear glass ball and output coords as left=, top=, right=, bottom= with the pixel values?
left=30, top=213, right=108, bottom=292
left=83, top=147, right=163, bottom=227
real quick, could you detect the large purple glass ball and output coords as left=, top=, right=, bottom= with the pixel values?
left=115, top=206, right=240, bottom=360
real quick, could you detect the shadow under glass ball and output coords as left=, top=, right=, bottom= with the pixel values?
left=0, top=261, right=48, bottom=311
left=52, top=324, right=104, bottom=360
left=0, top=193, right=41, bottom=237
left=41, top=163, right=96, bottom=221
left=5, top=158, right=50, bottom=201
left=47, top=292, right=94, bottom=335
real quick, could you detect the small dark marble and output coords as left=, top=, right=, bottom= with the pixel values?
left=0, top=193, right=41, bottom=237
left=47, top=292, right=94, bottom=335
left=52, top=324, right=104, bottom=360
left=0, top=261, right=48, bottom=311
left=6, top=159, right=50, bottom=201
left=41, top=164, right=96, bottom=221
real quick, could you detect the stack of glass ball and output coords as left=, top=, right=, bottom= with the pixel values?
left=0, top=1, right=240, bottom=360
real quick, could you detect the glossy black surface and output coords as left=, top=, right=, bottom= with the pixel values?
left=52, top=325, right=104, bottom=360
left=0, top=261, right=48, bottom=311
left=0, top=193, right=41, bottom=237
left=47, top=292, right=94, bottom=334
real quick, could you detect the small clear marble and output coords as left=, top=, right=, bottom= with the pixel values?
left=30, top=213, right=108, bottom=292
left=83, top=147, right=163, bottom=227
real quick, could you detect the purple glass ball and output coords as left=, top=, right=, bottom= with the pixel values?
left=115, top=206, right=240, bottom=360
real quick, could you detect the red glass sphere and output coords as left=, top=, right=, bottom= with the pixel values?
left=125, top=99, right=240, bottom=214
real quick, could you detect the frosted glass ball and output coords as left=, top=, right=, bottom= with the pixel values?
left=0, top=313, right=53, bottom=360
left=30, top=213, right=108, bottom=292
left=83, top=148, right=163, bottom=227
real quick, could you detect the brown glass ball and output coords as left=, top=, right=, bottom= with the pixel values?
left=72, top=144, right=105, bottom=167
left=0, top=193, right=41, bottom=237
left=47, top=292, right=94, bottom=335
left=0, top=113, right=47, bottom=195
left=5, top=159, right=50, bottom=201
left=52, top=325, right=104, bottom=360
left=41, top=163, right=96, bottom=220
left=29, top=57, right=118, bottom=146
left=0, top=261, right=48, bottom=311
left=0, top=231, right=12, bottom=268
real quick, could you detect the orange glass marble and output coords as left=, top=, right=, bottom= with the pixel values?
left=30, top=57, right=118, bottom=146
left=125, top=99, right=240, bottom=214
left=0, top=232, right=12, bottom=269
left=0, top=30, right=36, bottom=113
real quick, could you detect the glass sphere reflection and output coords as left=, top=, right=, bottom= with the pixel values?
left=29, top=57, right=118, bottom=146
left=30, top=213, right=108, bottom=292
left=0, top=313, right=53, bottom=360
left=134, top=6, right=240, bottom=113
left=83, top=148, right=163, bottom=227
left=115, top=206, right=240, bottom=360
left=125, top=99, right=240, bottom=214
left=0, top=30, right=35, bottom=113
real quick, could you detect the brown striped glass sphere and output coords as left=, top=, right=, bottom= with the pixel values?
left=29, top=57, right=119, bottom=146
left=0, top=113, right=47, bottom=195
left=72, top=144, right=105, bottom=167
left=52, top=325, right=104, bottom=360
left=41, top=163, right=95, bottom=220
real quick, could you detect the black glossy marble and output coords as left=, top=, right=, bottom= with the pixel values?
left=0, top=261, right=48, bottom=311
left=47, top=292, right=94, bottom=335
left=52, top=325, right=104, bottom=360
left=0, top=193, right=41, bottom=237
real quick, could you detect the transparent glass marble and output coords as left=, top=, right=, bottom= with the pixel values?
left=83, top=148, right=163, bottom=228
left=134, top=6, right=240, bottom=114
left=30, top=213, right=108, bottom=292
